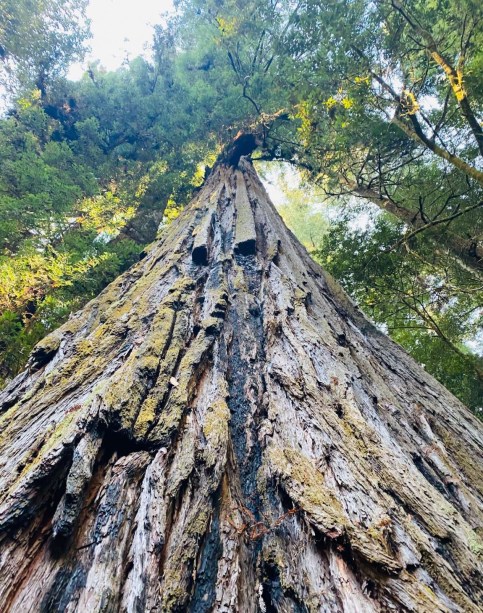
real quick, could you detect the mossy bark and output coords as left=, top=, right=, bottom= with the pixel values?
left=0, top=159, right=482, bottom=612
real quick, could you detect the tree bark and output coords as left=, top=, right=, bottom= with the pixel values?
left=0, top=158, right=482, bottom=612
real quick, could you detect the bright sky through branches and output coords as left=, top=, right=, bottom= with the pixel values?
left=69, top=0, right=174, bottom=79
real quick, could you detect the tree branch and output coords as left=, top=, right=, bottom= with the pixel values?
left=390, top=0, right=483, bottom=156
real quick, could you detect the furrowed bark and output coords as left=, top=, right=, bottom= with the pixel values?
left=0, top=158, right=482, bottom=612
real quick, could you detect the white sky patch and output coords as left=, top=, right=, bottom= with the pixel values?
left=465, top=317, right=483, bottom=356
left=258, top=162, right=324, bottom=210
left=259, top=163, right=298, bottom=206
left=262, top=178, right=286, bottom=206
left=68, top=0, right=174, bottom=80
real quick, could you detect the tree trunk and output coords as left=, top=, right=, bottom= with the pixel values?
left=350, top=183, right=483, bottom=275
left=0, top=158, right=482, bottom=612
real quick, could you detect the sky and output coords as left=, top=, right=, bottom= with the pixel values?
left=68, top=0, right=174, bottom=79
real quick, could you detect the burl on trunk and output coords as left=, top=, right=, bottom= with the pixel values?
left=0, top=159, right=481, bottom=612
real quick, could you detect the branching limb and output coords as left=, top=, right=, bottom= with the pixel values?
left=389, top=0, right=483, bottom=156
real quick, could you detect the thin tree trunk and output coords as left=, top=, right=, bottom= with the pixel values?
left=351, top=182, right=483, bottom=274
left=116, top=195, right=167, bottom=244
left=0, top=158, right=482, bottom=612
left=392, top=116, right=483, bottom=186
left=390, top=0, right=483, bottom=158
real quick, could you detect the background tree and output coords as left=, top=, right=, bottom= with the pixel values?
left=0, top=0, right=90, bottom=97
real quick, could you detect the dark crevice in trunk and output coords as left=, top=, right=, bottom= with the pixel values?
left=262, top=561, right=309, bottom=613
left=188, top=495, right=222, bottom=613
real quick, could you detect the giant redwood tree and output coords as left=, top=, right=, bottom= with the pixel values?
left=0, top=150, right=482, bottom=611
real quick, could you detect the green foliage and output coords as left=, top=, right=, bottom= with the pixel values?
left=0, top=102, right=98, bottom=251
left=0, top=0, right=90, bottom=96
